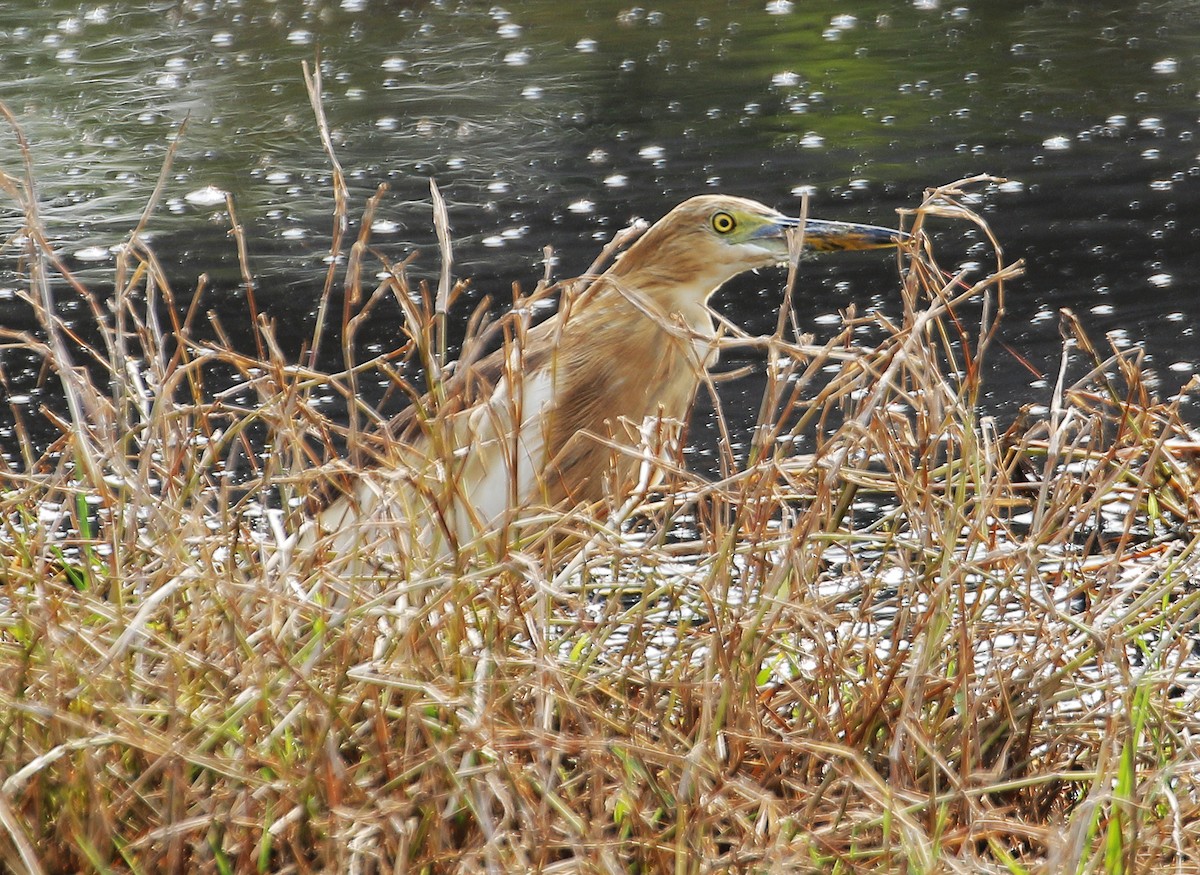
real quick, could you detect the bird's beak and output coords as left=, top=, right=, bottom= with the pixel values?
left=760, top=216, right=910, bottom=252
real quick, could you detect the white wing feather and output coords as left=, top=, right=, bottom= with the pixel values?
left=287, top=363, right=557, bottom=593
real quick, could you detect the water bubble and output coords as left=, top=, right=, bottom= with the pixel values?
left=772, top=70, right=801, bottom=87
left=765, top=0, right=795, bottom=14
left=521, top=85, right=544, bottom=99
left=211, top=31, right=234, bottom=47
left=830, top=14, right=857, bottom=29
left=370, top=219, right=400, bottom=234
left=287, top=30, right=313, bottom=45
left=74, top=246, right=111, bottom=263
left=638, top=144, right=666, bottom=160
left=184, top=185, right=228, bottom=207
left=575, top=37, right=598, bottom=53
left=1148, top=273, right=1173, bottom=287
left=504, top=49, right=532, bottom=66
left=1141, top=148, right=1161, bottom=160
left=567, top=199, right=595, bottom=214
left=1151, top=57, right=1178, bottom=75
left=603, top=174, right=629, bottom=188
left=799, top=131, right=825, bottom=148
left=497, top=22, right=522, bottom=38
left=1042, top=136, right=1071, bottom=150
left=381, top=56, right=408, bottom=72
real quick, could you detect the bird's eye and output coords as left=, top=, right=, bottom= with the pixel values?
left=711, top=211, right=737, bottom=234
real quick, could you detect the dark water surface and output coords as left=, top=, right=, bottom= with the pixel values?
left=2, top=0, right=1199, bottom=464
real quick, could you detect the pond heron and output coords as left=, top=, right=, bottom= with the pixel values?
left=296, top=194, right=906, bottom=582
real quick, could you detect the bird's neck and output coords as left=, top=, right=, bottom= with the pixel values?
left=599, top=261, right=725, bottom=328
left=588, top=269, right=716, bottom=344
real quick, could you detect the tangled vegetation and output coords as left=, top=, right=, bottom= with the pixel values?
left=2, top=87, right=1199, bottom=873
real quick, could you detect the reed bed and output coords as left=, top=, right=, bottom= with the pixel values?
left=2, top=102, right=1200, bottom=873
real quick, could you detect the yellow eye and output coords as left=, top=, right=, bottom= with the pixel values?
left=711, top=210, right=736, bottom=234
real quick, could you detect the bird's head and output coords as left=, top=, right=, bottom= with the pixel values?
left=607, top=194, right=906, bottom=308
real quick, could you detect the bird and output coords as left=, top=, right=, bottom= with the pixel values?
left=288, top=194, right=905, bottom=593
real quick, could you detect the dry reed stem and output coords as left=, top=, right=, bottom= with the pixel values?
left=1, top=94, right=1200, bottom=874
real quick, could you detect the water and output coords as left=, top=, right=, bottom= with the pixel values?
left=2, top=0, right=1198, bottom=464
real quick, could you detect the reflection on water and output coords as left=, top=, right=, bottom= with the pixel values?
left=1, top=0, right=1198, bottom=462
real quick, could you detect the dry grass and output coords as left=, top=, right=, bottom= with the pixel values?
left=3, top=91, right=1200, bottom=874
